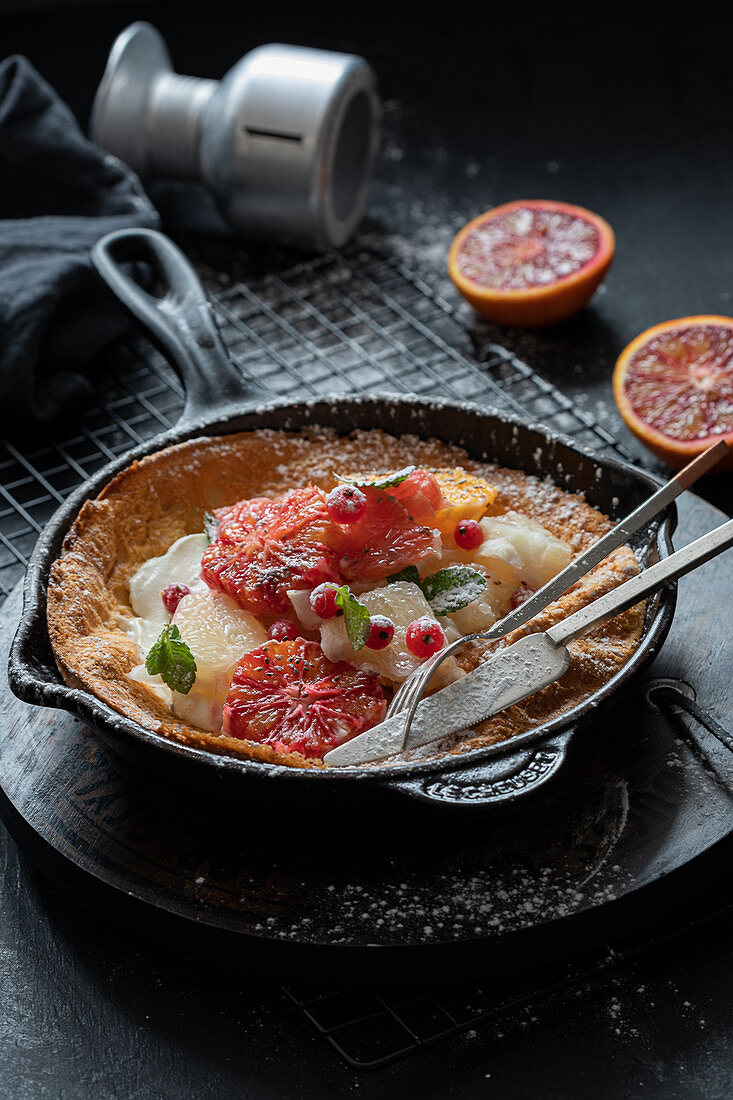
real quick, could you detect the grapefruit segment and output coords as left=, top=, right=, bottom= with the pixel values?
left=222, top=638, right=386, bottom=758
left=476, top=512, right=572, bottom=589
left=448, top=199, right=615, bottom=327
left=613, top=316, right=733, bottom=469
left=170, top=588, right=267, bottom=731
left=318, top=581, right=463, bottom=688
left=446, top=578, right=517, bottom=634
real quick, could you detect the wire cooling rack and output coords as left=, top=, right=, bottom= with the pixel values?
left=0, top=247, right=634, bottom=606
left=0, top=244, right=651, bottom=1070
left=283, top=873, right=733, bottom=1071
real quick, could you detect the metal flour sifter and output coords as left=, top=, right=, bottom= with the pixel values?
left=91, top=21, right=380, bottom=250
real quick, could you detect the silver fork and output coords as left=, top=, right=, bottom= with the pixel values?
left=387, top=439, right=730, bottom=751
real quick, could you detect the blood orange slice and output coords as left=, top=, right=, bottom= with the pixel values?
left=217, top=486, right=330, bottom=543
left=384, top=468, right=444, bottom=522
left=334, top=486, right=440, bottom=581
left=448, top=199, right=615, bottom=327
left=613, top=316, right=733, bottom=469
left=223, top=639, right=386, bottom=758
left=201, top=487, right=343, bottom=615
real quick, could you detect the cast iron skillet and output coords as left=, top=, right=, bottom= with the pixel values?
left=8, top=229, right=677, bottom=811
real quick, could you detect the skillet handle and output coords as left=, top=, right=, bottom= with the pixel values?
left=91, top=228, right=252, bottom=425
left=387, top=737, right=569, bottom=810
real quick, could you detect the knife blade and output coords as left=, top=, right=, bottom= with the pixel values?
left=323, top=633, right=569, bottom=767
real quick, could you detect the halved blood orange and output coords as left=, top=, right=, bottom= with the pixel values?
left=223, top=639, right=386, bottom=758
left=448, top=199, right=615, bottom=327
left=613, top=316, right=733, bottom=470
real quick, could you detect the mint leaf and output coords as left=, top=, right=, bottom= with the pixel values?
left=420, top=565, right=487, bottom=616
left=387, top=565, right=421, bottom=585
left=203, top=511, right=218, bottom=544
left=332, top=585, right=371, bottom=650
left=145, top=624, right=197, bottom=694
left=337, top=465, right=416, bottom=490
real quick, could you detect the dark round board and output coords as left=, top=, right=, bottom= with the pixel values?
left=1, top=492, right=732, bottom=986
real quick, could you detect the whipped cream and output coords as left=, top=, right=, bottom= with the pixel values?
left=122, top=533, right=208, bottom=704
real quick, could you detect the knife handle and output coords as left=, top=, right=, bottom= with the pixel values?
left=547, top=516, right=733, bottom=647
left=483, top=438, right=728, bottom=642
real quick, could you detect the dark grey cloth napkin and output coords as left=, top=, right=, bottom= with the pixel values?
left=0, top=55, right=159, bottom=430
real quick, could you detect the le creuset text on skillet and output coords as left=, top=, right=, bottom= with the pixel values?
left=8, top=228, right=676, bottom=811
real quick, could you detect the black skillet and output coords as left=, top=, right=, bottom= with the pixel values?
left=8, top=229, right=677, bottom=812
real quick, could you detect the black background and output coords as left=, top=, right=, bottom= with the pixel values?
left=2, top=2, right=733, bottom=1097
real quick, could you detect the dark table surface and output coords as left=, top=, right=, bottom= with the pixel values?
left=2, top=2, right=733, bottom=1097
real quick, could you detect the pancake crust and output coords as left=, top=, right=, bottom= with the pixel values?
left=47, top=428, right=645, bottom=768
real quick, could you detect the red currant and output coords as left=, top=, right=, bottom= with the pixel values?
left=326, top=484, right=368, bottom=523
left=405, top=617, right=445, bottom=659
left=161, top=583, right=190, bottom=616
left=267, top=620, right=300, bottom=641
left=511, top=582, right=535, bottom=609
left=309, top=583, right=342, bottom=619
left=454, top=519, right=483, bottom=550
left=366, top=615, right=395, bottom=650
